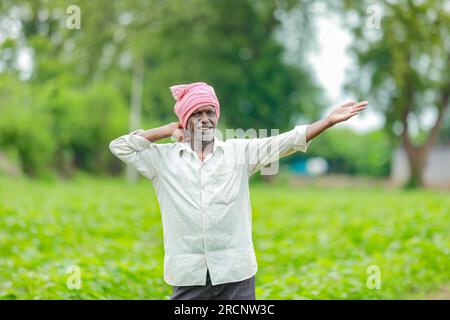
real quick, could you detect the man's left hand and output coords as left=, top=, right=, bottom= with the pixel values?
left=327, top=100, right=368, bottom=126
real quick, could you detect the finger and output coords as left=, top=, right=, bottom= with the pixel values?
left=355, top=101, right=368, bottom=107
left=341, top=100, right=356, bottom=107
left=352, top=102, right=367, bottom=109
left=353, top=105, right=366, bottom=111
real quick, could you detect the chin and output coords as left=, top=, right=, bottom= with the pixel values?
left=194, top=130, right=215, bottom=143
left=201, top=135, right=215, bottom=142
left=192, top=134, right=213, bottom=144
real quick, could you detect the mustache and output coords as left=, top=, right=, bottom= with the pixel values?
left=194, top=126, right=215, bottom=129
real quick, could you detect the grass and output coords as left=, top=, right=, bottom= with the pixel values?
left=0, top=175, right=448, bottom=299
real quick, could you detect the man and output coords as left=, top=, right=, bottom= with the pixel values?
left=109, top=81, right=368, bottom=300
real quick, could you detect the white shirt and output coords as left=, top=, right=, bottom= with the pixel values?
left=109, top=124, right=311, bottom=286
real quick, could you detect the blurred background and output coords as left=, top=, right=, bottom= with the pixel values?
left=0, top=0, right=449, bottom=300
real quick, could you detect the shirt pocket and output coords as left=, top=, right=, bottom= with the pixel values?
left=210, top=168, right=241, bottom=205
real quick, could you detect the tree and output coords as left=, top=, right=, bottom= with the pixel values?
left=338, top=0, right=450, bottom=188
left=155, top=0, right=324, bottom=132
left=0, top=0, right=324, bottom=177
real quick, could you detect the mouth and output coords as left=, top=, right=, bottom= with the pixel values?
left=196, top=127, right=214, bottom=137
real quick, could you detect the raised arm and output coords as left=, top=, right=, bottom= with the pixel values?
left=306, top=100, right=368, bottom=141
left=244, top=100, right=368, bottom=176
left=109, top=122, right=186, bottom=180
left=136, top=122, right=187, bottom=142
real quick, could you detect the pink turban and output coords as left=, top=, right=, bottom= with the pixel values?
left=170, top=81, right=220, bottom=129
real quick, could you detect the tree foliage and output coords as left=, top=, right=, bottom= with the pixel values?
left=337, top=0, right=450, bottom=187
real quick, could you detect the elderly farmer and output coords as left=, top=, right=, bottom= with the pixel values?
left=109, top=81, right=368, bottom=300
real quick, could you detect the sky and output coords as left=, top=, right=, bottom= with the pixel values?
left=306, top=9, right=440, bottom=135
left=306, top=11, right=384, bottom=133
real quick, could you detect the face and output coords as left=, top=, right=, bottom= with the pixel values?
left=186, top=105, right=217, bottom=144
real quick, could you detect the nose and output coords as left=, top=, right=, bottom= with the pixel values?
left=200, top=113, right=209, bottom=123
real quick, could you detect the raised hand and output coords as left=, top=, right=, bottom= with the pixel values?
left=327, top=100, right=368, bottom=126
left=170, top=122, right=190, bottom=142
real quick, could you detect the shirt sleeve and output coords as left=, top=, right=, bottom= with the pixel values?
left=109, top=129, right=160, bottom=180
left=245, top=124, right=311, bottom=176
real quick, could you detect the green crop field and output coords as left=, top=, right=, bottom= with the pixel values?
left=0, top=176, right=448, bottom=299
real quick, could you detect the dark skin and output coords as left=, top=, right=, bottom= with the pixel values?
left=185, top=105, right=217, bottom=161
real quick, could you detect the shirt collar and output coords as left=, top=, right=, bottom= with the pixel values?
left=178, top=135, right=224, bottom=157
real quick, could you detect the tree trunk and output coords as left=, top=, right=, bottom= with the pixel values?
left=404, top=145, right=427, bottom=188
left=401, top=91, right=449, bottom=188
left=127, top=58, right=144, bottom=183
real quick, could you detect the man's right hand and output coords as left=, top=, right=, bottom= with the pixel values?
left=169, top=122, right=189, bottom=142
left=136, top=122, right=188, bottom=143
